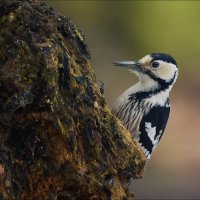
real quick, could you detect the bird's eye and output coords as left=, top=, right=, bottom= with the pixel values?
left=151, top=61, right=160, bottom=68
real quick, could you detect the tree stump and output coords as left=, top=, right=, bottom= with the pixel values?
left=0, top=0, right=146, bottom=199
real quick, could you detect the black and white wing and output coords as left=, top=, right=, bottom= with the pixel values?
left=137, top=102, right=170, bottom=159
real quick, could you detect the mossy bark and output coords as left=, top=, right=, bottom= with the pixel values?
left=0, top=0, right=146, bottom=199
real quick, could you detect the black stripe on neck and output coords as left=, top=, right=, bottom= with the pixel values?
left=129, top=72, right=177, bottom=100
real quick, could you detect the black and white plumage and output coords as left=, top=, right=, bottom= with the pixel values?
left=112, top=53, right=178, bottom=159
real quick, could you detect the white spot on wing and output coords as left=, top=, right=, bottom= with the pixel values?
left=145, top=122, right=162, bottom=146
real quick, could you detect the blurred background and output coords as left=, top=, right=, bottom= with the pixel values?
left=47, top=1, right=200, bottom=199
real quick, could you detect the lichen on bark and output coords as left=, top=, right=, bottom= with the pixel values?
left=0, top=0, right=146, bottom=199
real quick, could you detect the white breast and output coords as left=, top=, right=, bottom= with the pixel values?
left=112, top=82, right=169, bottom=137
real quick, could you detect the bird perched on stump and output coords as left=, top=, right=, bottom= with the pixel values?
left=112, top=53, right=178, bottom=159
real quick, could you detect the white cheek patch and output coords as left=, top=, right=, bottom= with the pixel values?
left=155, top=61, right=177, bottom=81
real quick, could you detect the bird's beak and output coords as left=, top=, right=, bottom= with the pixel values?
left=113, top=61, right=142, bottom=71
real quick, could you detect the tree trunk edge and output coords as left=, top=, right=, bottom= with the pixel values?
left=0, top=0, right=146, bottom=199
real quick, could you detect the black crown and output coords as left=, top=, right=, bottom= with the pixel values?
left=151, top=53, right=177, bottom=66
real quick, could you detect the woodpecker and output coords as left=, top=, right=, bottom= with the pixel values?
left=112, top=53, right=178, bottom=159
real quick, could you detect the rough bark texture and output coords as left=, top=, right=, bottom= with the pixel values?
left=0, top=0, right=146, bottom=199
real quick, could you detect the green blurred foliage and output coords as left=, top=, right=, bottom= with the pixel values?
left=47, top=1, right=200, bottom=72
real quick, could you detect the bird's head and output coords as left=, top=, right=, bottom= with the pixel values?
left=114, top=53, right=178, bottom=92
